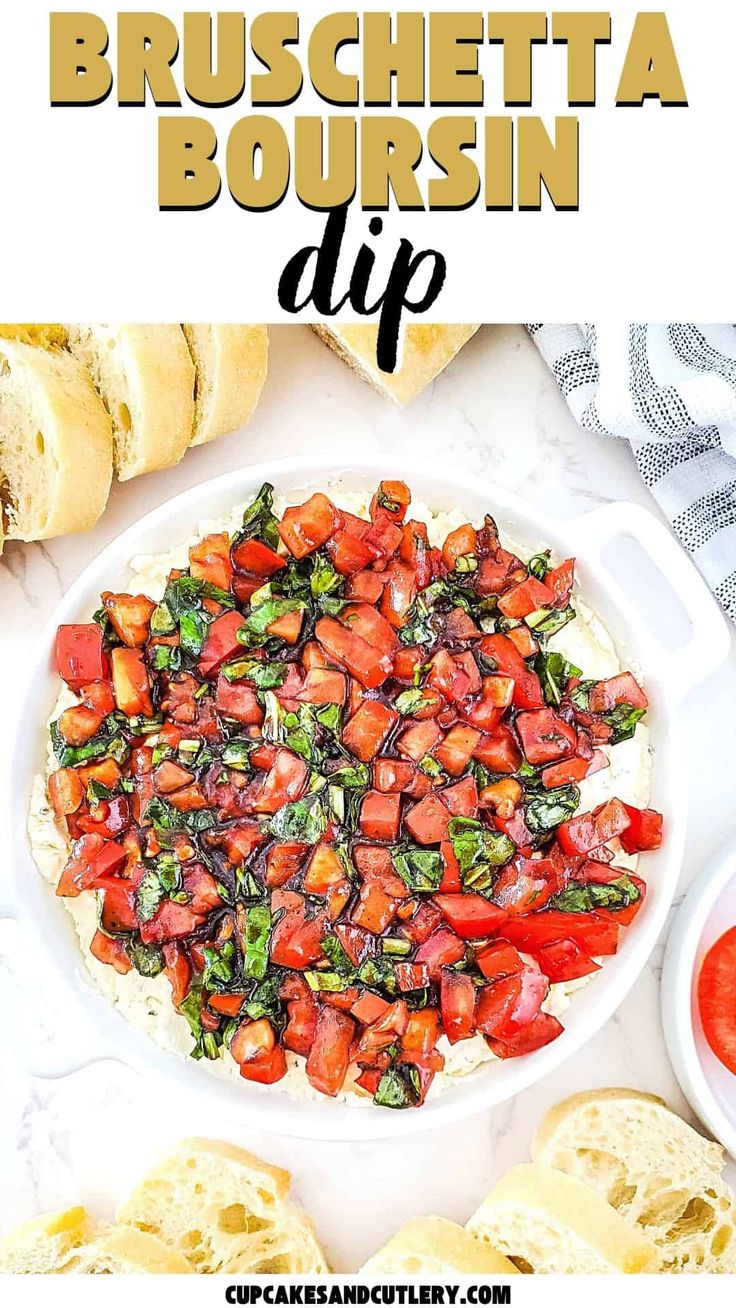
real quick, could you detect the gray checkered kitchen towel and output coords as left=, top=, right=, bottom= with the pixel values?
left=527, top=323, right=736, bottom=622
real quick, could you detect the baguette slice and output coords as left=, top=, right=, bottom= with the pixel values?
left=182, top=324, right=269, bottom=446
left=0, top=338, right=113, bottom=541
left=313, top=323, right=480, bottom=405
left=0, top=324, right=68, bottom=349
left=116, top=1138, right=328, bottom=1274
left=68, top=1227, right=192, bottom=1274
left=468, top=1163, right=660, bottom=1273
left=360, top=1216, right=518, bottom=1276
left=531, top=1088, right=736, bottom=1273
left=0, top=1206, right=96, bottom=1273
left=66, top=324, right=195, bottom=480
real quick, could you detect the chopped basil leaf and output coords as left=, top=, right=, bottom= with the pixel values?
left=179, top=609, right=209, bottom=657
left=392, top=847, right=443, bottom=893
left=525, top=785, right=580, bottom=835
left=419, top=754, right=444, bottom=779
left=245, top=973, right=282, bottom=1021
left=242, top=904, right=272, bottom=981
left=570, top=678, right=596, bottom=711
left=604, top=703, right=646, bottom=745
left=135, top=868, right=165, bottom=923
left=125, top=938, right=165, bottom=978
left=237, top=597, right=306, bottom=647
left=526, top=604, right=575, bottom=637
left=310, top=553, right=343, bottom=599
left=144, top=796, right=216, bottom=838
left=358, top=958, right=397, bottom=994
left=394, top=688, right=439, bottom=717
left=221, top=739, right=253, bottom=771
left=222, top=656, right=287, bottom=688
left=455, top=553, right=478, bottom=574
left=150, top=643, right=181, bottom=672
left=202, top=941, right=235, bottom=990
left=304, top=970, right=346, bottom=992
left=329, top=760, right=370, bottom=789
left=322, top=935, right=357, bottom=977
left=447, top=817, right=515, bottom=887
left=527, top=551, right=550, bottom=581
left=552, top=873, right=641, bottom=914
left=268, top=794, right=326, bottom=844
left=50, top=717, right=129, bottom=770
left=237, top=481, right=280, bottom=551
left=373, top=1066, right=420, bottom=1109
left=381, top=937, right=412, bottom=957
left=535, top=651, right=581, bottom=708
left=150, top=602, right=176, bottom=636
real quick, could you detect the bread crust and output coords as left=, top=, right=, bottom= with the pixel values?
left=313, top=323, right=481, bottom=404
left=0, top=338, right=113, bottom=541
left=183, top=324, right=269, bottom=446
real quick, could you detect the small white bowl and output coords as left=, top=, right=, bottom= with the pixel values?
left=662, top=839, right=736, bottom=1159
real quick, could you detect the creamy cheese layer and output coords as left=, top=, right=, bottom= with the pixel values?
left=28, top=487, right=651, bottom=1102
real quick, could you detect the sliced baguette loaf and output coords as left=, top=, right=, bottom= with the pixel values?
left=468, top=1163, right=661, bottom=1273
left=67, top=1227, right=192, bottom=1274
left=0, top=324, right=68, bottom=349
left=0, top=338, right=112, bottom=541
left=116, top=1138, right=328, bottom=1274
left=313, top=323, right=480, bottom=404
left=182, top=324, right=269, bottom=446
left=0, top=1206, right=97, bottom=1273
left=360, top=1216, right=518, bottom=1276
left=66, top=324, right=195, bottom=480
left=531, top=1088, right=736, bottom=1273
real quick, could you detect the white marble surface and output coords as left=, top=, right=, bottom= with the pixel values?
left=1, top=324, right=735, bottom=1270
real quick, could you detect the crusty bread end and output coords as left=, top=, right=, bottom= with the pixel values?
left=313, top=323, right=480, bottom=404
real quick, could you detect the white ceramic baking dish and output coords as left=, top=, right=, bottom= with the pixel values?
left=2, top=454, right=731, bottom=1140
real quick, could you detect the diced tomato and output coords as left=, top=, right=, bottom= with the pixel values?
left=505, top=625, right=539, bottom=658
left=57, top=834, right=127, bottom=898
left=279, top=493, right=341, bottom=558
left=485, top=1011, right=563, bottom=1059
left=536, top=938, right=601, bottom=983
left=370, top=480, right=411, bottom=522
left=77, top=758, right=122, bottom=791
left=546, top=558, right=575, bottom=607
left=198, top=610, right=243, bottom=677
left=109, top=648, right=153, bottom=717
left=439, top=841, right=461, bottom=893
left=297, top=668, right=347, bottom=705
left=405, top=793, right=450, bottom=845
left=332, top=922, right=372, bottom=968
left=502, top=910, right=619, bottom=957
left=55, top=624, right=108, bottom=691
left=476, top=940, right=525, bottom=981
left=474, top=726, right=521, bottom=774
left=440, top=968, right=476, bottom=1043
left=498, top=576, right=554, bottom=619
left=426, top=649, right=471, bottom=704
left=477, top=550, right=526, bottom=597
left=304, top=843, right=346, bottom=895
left=89, top=930, right=132, bottom=975
left=395, top=962, right=430, bottom=992
left=516, top=708, right=577, bottom=765
left=380, top=560, right=417, bottom=627
left=182, top=864, right=222, bottom=914
left=48, top=768, right=85, bottom=819
left=231, top=1016, right=276, bottom=1065
left=215, top=674, right=263, bottom=725
left=282, top=975, right=319, bottom=1056
left=265, top=842, right=307, bottom=887
left=351, top=881, right=399, bottom=934
left=186, top=532, right=235, bottom=590
left=255, top=750, right=308, bottom=814
left=345, top=568, right=385, bottom=603
left=541, top=749, right=608, bottom=790
left=268, top=609, right=304, bottom=644
left=479, top=778, right=523, bottom=819
left=101, top=592, right=156, bottom=647
left=306, top=1007, right=355, bottom=1096
left=491, top=858, right=553, bottom=915
left=240, top=1045, right=288, bottom=1084
left=402, top=1007, right=440, bottom=1058
left=140, top=901, right=205, bottom=944
left=343, top=699, right=398, bottom=761
left=479, top=634, right=544, bottom=709
left=77, top=795, right=132, bottom=840
left=594, top=874, right=647, bottom=927
left=270, top=894, right=326, bottom=968
left=162, top=942, right=192, bottom=1006
left=433, top=893, right=508, bottom=940
left=400, top=900, right=443, bottom=945
left=57, top=704, right=103, bottom=746
left=373, top=757, right=417, bottom=793
left=442, top=776, right=478, bottom=818
left=342, top=604, right=398, bottom=656
left=588, top=672, right=648, bottom=713
left=214, top=821, right=265, bottom=865
left=207, top=992, right=244, bottom=1017
left=355, top=1068, right=383, bottom=1095
left=167, top=783, right=208, bottom=813
left=414, top=927, right=465, bottom=979
left=396, top=718, right=442, bottom=762
left=476, top=966, right=548, bottom=1039
left=442, top=523, right=477, bottom=571
left=360, top=791, right=402, bottom=842
left=357, top=999, right=409, bottom=1058
left=327, top=529, right=376, bottom=575
left=315, top=616, right=394, bottom=689
left=557, top=798, right=632, bottom=856
left=697, top=926, right=736, bottom=1076
left=443, top=607, right=481, bottom=643
left=618, top=804, right=663, bottom=854
left=363, top=511, right=403, bottom=559
left=399, top=520, right=433, bottom=587
left=232, top=574, right=262, bottom=606
left=80, top=679, right=116, bottom=716
left=230, top=536, right=284, bottom=577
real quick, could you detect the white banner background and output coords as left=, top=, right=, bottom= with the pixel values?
left=0, top=0, right=733, bottom=321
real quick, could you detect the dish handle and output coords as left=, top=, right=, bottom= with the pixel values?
left=570, top=501, right=732, bottom=701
